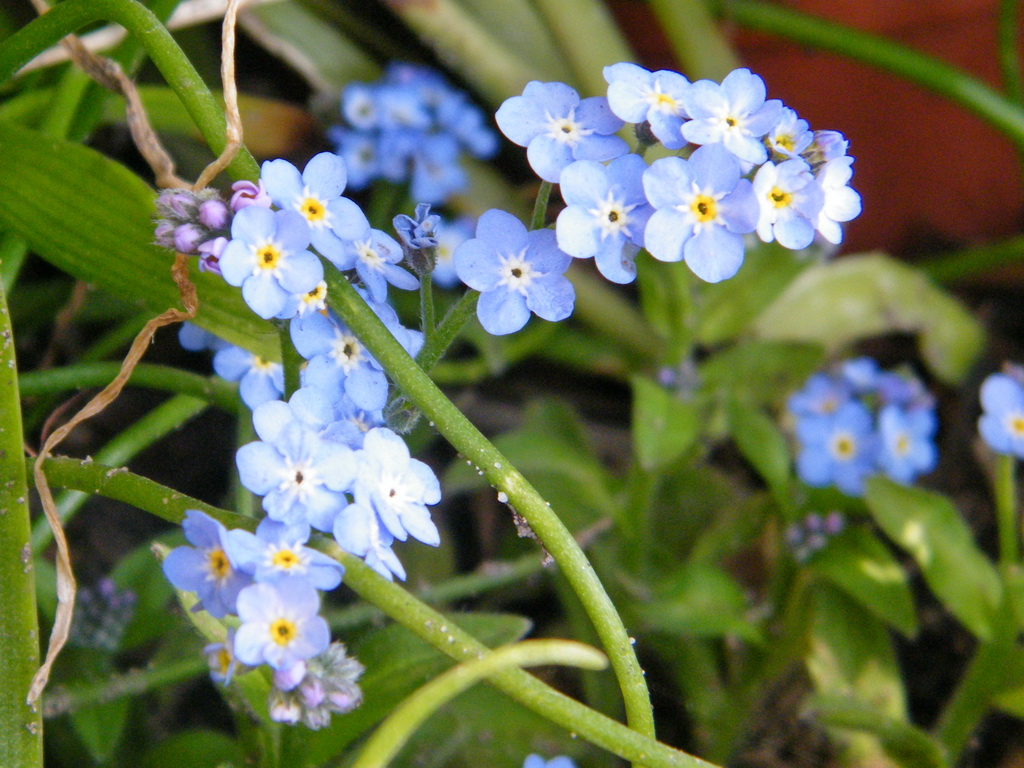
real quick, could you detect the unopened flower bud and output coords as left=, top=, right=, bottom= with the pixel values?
left=199, top=199, right=230, bottom=229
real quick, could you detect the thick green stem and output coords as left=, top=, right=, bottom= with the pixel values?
left=995, top=453, right=1018, bottom=566
left=0, top=277, right=43, bottom=766
left=19, top=361, right=237, bottom=409
left=708, top=0, right=1024, bottom=149
left=0, top=0, right=258, bottom=180
left=322, top=270, right=656, bottom=742
left=37, top=456, right=717, bottom=768
left=420, top=273, right=436, bottom=346
left=351, top=640, right=608, bottom=768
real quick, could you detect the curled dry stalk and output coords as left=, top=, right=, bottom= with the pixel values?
left=25, top=0, right=247, bottom=704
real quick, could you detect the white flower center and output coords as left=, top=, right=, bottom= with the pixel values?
left=278, top=457, right=321, bottom=502
left=331, top=331, right=366, bottom=373
left=355, top=239, right=385, bottom=271
left=294, top=186, right=332, bottom=228
left=498, top=251, right=535, bottom=294
left=588, top=191, right=635, bottom=240
left=546, top=108, right=592, bottom=146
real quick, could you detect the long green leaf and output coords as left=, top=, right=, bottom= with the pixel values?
left=0, top=119, right=276, bottom=357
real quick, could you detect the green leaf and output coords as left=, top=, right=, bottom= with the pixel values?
left=864, top=477, right=1001, bottom=640
left=753, top=253, right=984, bottom=384
left=696, top=241, right=808, bottom=345
left=636, top=563, right=762, bottom=642
left=809, top=527, right=918, bottom=637
left=698, top=340, right=825, bottom=408
left=809, top=694, right=948, bottom=768
left=69, top=697, right=129, bottom=764
left=726, top=399, right=792, bottom=504
left=302, top=613, right=531, bottom=766
left=631, top=376, right=700, bottom=472
left=0, top=119, right=276, bottom=358
left=142, top=729, right=245, bottom=768
left=110, top=538, right=175, bottom=651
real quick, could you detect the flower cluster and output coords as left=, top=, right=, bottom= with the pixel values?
left=979, top=365, right=1024, bottom=457
left=494, top=65, right=861, bottom=285
left=788, top=358, right=938, bottom=496
left=68, top=578, right=137, bottom=651
left=163, top=510, right=362, bottom=728
left=329, top=63, right=498, bottom=204
left=785, top=511, right=845, bottom=563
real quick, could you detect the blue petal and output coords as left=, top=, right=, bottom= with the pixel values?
left=684, top=226, right=744, bottom=283
left=644, top=208, right=691, bottom=263
left=555, top=205, right=600, bottom=259
left=526, top=274, right=575, bottom=321
left=261, top=159, right=303, bottom=208
left=302, top=151, right=347, bottom=197
left=477, top=288, right=530, bottom=335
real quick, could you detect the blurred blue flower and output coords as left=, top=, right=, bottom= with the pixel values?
left=878, top=404, right=938, bottom=484
left=495, top=81, right=627, bottom=183
left=795, top=401, right=878, bottom=496
left=454, top=209, right=574, bottom=335
left=979, top=372, right=1024, bottom=457
left=523, top=756, right=577, bottom=768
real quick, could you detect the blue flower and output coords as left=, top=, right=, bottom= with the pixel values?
left=787, top=372, right=852, bottom=418
left=162, top=510, right=252, bottom=618
left=213, top=345, right=284, bottom=409
left=219, top=207, right=323, bottom=319
left=840, top=357, right=881, bottom=394
left=334, top=501, right=406, bottom=581
left=795, top=401, right=878, bottom=497
left=878, top=404, right=937, bottom=484
left=495, top=81, right=628, bottom=183
left=352, top=428, right=441, bottom=546
left=432, top=216, right=475, bottom=289
left=523, top=756, right=577, bottom=768
left=261, top=153, right=349, bottom=257
left=226, top=518, right=344, bottom=591
left=411, top=134, right=467, bottom=205
left=766, top=106, right=813, bottom=160
left=642, top=144, right=758, bottom=283
left=291, top=310, right=390, bottom=411
left=178, top=322, right=227, bottom=353
left=604, top=62, right=690, bottom=149
left=680, top=68, right=782, bottom=165
left=556, top=154, right=653, bottom=284
left=235, top=419, right=356, bottom=531
left=329, top=129, right=378, bottom=189
left=205, top=628, right=245, bottom=685
left=752, top=158, right=824, bottom=250
left=815, top=157, right=862, bottom=245
left=454, top=209, right=575, bottom=335
left=233, top=580, right=330, bottom=670
left=979, top=372, right=1024, bottom=457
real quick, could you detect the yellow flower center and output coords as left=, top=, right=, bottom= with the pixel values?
left=1008, top=413, right=1024, bottom=438
left=895, top=433, right=911, bottom=456
left=269, top=618, right=297, bottom=646
left=207, top=548, right=231, bottom=580
left=215, top=647, right=232, bottom=677
left=257, top=244, right=282, bottom=270
left=650, top=92, right=678, bottom=112
left=690, top=194, right=718, bottom=223
left=272, top=549, right=300, bottom=570
left=831, top=433, right=856, bottom=460
left=770, top=187, right=793, bottom=209
left=300, top=197, right=326, bottom=224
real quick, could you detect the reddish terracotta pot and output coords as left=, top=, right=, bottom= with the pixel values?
left=616, top=0, right=1024, bottom=256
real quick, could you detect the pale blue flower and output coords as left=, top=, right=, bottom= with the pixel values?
left=753, top=158, right=824, bottom=249
left=604, top=62, right=690, bottom=149
left=162, top=510, right=251, bottom=618
left=979, top=372, right=1024, bottom=457
left=233, top=580, right=330, bottom=670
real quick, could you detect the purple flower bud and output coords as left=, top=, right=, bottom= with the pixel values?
left=162, top=190, right=198, bottom=219
left=269, top=695, right=302, bottom=724
left=327, top=689, right=360, bottom=712
left=300, top=678, right=326, bottom=708
left=154, top=221, right=176, bottom=248
left=174, top=223, right=204, bottom=254
left=199, top=199, right=230, bottom=229
left=230, top=180, right=272, bottom=211
left=273, top=660, right=307, bottom=692
left=197, top=236, right=227, bottom=275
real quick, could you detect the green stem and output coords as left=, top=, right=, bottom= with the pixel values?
left=531, top=181, right=552, bottom=231
left=415, top=289, right=479, bottom=373
left=920, top=235, right=1024, bottom=283
left=648, top=0, right=740, bottom=81
left=37, top=456, right=717, bottom=768
left=352, top=640, right=608, bottom=768
left=31, top=394, right=209, bottom=551
left=0, top=276, right=43, bottom=766
left=999, top=0, right=1024, bottom=106
left=19, top=361, right=237, bottom=409
left=42, top=655, right=207, bottom=717
left=420, top=272, right=436, bottom=342
left=323, top=270, right=656, bottom=740
left=0, top=0, right=258, bottom=180
left=708, top=0, right=1024, bottom=149
left=996, top=453, right=1018, bottom=566
left=277, top=322, right=302, bottom=399
left=0, top=229, right=28, bottom=291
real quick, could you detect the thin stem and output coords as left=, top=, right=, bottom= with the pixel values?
left=31, top=394, right=209, bottom=551
left=0, top=0, right=258, bottom=180
left=995, top=453, right=1018, bottom=566
left=19, top=361, right=238, bottom=410
left=351, top=640, right=608, bottom=768
left=531, top=181, right=552, bottom=231
left=415, top=289, right=479, bottom=373
left=420, top=272, right=436, bottom=342
left=999, top=0, right=1024, bottom=106
left=0, top=276, right=43, bottom=766
left=0, top=229, right=28, bottom=291
left=37, top=456, right=718, bottom=768
left=322, top=270, right=656, bottom=742
left=708, top=0, right=1024, bottom=149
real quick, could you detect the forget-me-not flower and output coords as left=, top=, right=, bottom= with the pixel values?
left=556, top=154, right=653, bottom=284
left=603, top=63, right=690, bottom=149
left=878, top=404, right=938, bottom=484
left=795, top=401, right=878, bottom=496
left=261, top=153, right=349, bottom=256
left=815, top=157, right=862, bottom=245
left=219, top=207, right=323, bottom=319
left=233, top=580, right=330, bottom=670
left=334, top=501, right=407, bottom=581
left=454, top=209, right=575, bottom=335
left=227, top=518, right=344, bottom=591
left=213, top=345, right=284, bottom=409
left=495, top=81, right=628, bottom=183
left=642, top=144, right=758, bottom=283
left=979, top=371, right=1024, bottom=457
left=753, top=158, right=824, bottom=250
